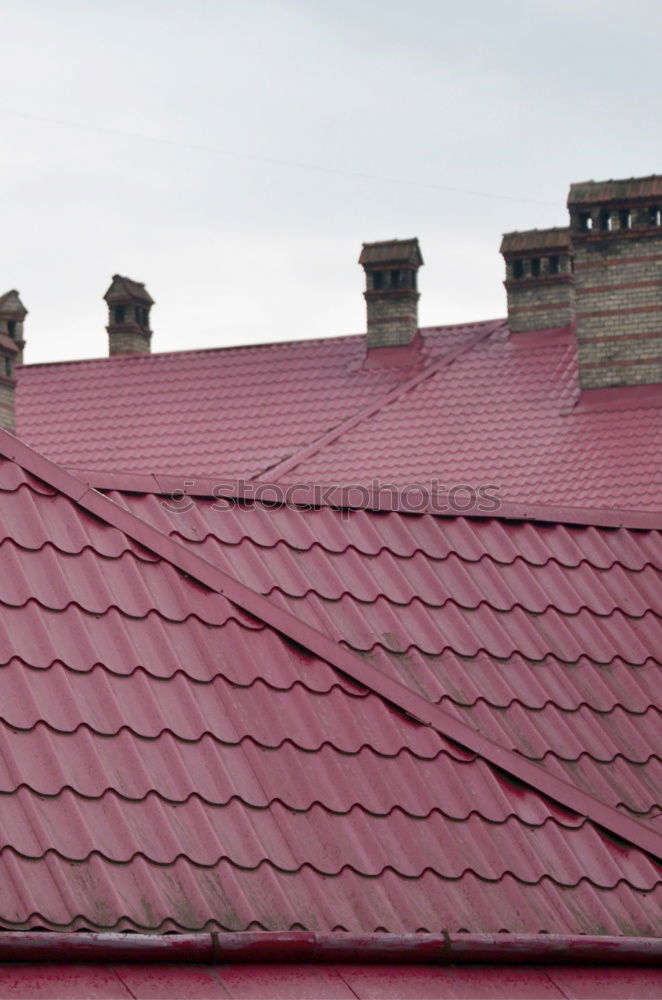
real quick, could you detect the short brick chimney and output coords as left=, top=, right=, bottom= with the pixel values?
left=500, top=229, right=574, bottom=333
left=0, top=290, right=27, bottom=433
left=104, top=275, right=154, bottom=356
left=569, top=175, right=662, bottom=389
left=359, top=239, right=423, bottom=350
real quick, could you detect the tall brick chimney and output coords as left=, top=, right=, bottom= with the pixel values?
left=500, top=229, right=574, bottom=333
left=104, top=275, right=154, bottom=356
left=359, top=239, right=423, bottom=350
left=568, top=175, right=662, bottom=389
left=0, top=290, right=27, bottom=433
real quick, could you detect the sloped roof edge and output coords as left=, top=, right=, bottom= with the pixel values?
left=1, top=428, right=661, bottom=863
left=64, top=468, right=662, bottom=530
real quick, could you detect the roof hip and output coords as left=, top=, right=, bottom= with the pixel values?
left=256, top=321, right=504, bottom=482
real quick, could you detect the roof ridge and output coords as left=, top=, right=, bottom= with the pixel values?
left=1, top=428, right=661, bottom=863
left=254, top=321, right=506, bottom=482
left=17, top=334, right=362, bottom=371
left=64, top=468, right=662, bottom=530
left=18, top=320, right=502, bottom=372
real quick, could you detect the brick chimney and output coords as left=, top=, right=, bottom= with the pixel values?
left=104, top=275, right=154, bottom=356
left=568, top=175, right=662, bottom=389
left=500, top=229, right=574, bottom=333
left=0, top=290, right=27, bottom=433
left=359, top=239, right=423, bottom=350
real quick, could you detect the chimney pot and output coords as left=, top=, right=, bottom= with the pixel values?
left=103, top=275, right=154, bottom=356
left=568, top=174, right=662, bottom=389
left=359, top=238, right=423, bottom=352
left=500, top=228, right=575, bottom=335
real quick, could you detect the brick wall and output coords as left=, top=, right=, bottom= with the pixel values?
left=571, top=203, right=662, bottom=388
left=0, top=376, right=15, bottom=432
left=500, top=230, right=574, bottom=334
left=108, top=327, right=152, bottom=356
left=365, top=291, right=419, bottom=348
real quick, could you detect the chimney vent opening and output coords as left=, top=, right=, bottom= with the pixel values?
left=648, top=206, right=661, bottom=227
left=579, top=211, right=593, bottom=231
left=599, top=208, right=612, bottom=231
left=500, top=228, right=574, bottom=334
left=619, top=209, right=632, bottom=230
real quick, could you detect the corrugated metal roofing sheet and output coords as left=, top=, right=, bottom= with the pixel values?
left=15, top=321, right=662, bottom=511
left=109, top=490, right=662, bottom=823
left=0, top=449, right=661, bottom=934
left=15, top=322, right=486, bottom=479
left=3, top=962, right=661, bottom=998
left=285, top=327, right=662, bottom=510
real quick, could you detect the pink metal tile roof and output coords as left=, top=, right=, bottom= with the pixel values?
left=3, top=961, right=662, bottom=998
left=16, top=321, right=662, bottom=510
left=102, top=487, right=662, bottom=829
left=280, top=327, right=662, bottom=510
left=15, top=323, right=488, bottom=479
left=0, top=433, right=660, bottom=937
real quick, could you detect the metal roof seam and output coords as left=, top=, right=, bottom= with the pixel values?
left=252, top=323, right=505, bottom=482
left=341, top=636, right=655, bottom=668
left=260, top=582, right=662, bottom=620
left=49, top=468, right=662, bottom=530
left=0, top=653, right=367, bottom=697
left=167, top=533, right=662, bottom=576
left=0, top=783, right=598, bottom=829
left=0, top=714, right=457, bottom=759
left=1, top=844, right=659, bottom=891
left=1, top=429, right=661, bottom=864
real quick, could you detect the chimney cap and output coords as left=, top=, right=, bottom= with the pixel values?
left=0, top=290, right=28, bottom=319
left=500, top=227, right=571, bottom=255
left=104, top=274, right=154, bottom=306
left=359, top=238, right=423, bottom=269
left=568, top=175, right=662, bottom=206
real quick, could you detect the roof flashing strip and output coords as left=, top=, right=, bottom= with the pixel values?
left=1, top=428, right=662, bottom=864
left=63, top=469, right=662, bottom=531
left=256, top=320, right=505, bottom=482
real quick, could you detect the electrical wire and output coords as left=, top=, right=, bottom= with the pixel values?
left=0, top=107, right=558, bottom=207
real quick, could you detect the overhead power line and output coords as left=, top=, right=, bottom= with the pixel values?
left=0, top=107, right=558, bottom=208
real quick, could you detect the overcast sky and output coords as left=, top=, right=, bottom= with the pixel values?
left=2, top=0, right=661, bottom=363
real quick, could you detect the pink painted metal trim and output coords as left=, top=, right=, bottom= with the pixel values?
left=64, top=468, right=662, bottom=531
left=257, top=322, right=504, bottom=481
left=2, top=429, right=662, bottom=863
left=0, top=932, right=659, bottom=965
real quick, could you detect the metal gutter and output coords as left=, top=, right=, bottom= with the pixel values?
left=0, top=932, right=659, bottom=965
